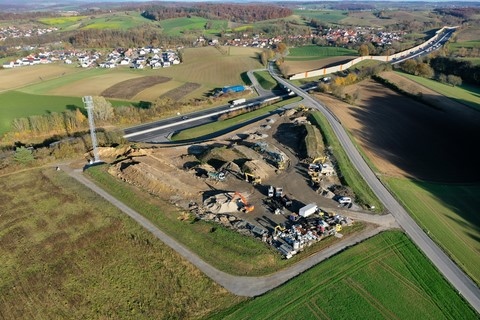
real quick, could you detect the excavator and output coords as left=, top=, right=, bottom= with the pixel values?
left=308, top=156, right=328, bottom=172
left=244, top=172, right=262, bottom=185
left=233, top=192, right=254, bottom=213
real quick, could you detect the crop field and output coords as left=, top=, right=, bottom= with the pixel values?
left=449, top=40, right=480, bottom=51
left=0, top=168, right=240, bottom=319
left=455, top=27, right=480, bottom=42
left=210, top=231, right=476, bottom=320
left=159, top=16, right=228, bottom=36
left=0, top=64, right=80, bottom=92
left=398, top=72, right=480, bottom=111
left=292, top=10, right=348, bottom=24
left=286, top=46, right=357, bottom=61
left=132, top=79, right=185, bottom=101
left=159, top=82, right=202, bottom=101
left=38, top=12, right=157, bottom=30
left=384, top=177, right=480, bottom=286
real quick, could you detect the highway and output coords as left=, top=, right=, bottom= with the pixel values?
left=267, top=62, right=480, bottom=313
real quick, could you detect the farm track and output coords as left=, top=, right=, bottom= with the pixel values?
left=62, top=163, right=393, bottom=297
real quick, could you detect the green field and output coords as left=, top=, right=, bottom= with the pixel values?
left=286, top=45, right=357, bottom=61
left=309, top=111, right=383, bottom=212
left=0, top=168, right=240, bottom=319
left=172, top=97, right=301, bottom=141
left=38, top=12, right=158, bottom=30
left=253, top=70, right=278, bottom=90
left=398, top=72, right=480, bottom=111
left=0, top=91, right=132, bottom=136
left=159, top=16, right=228, bottom=36
left=384, top=177, right=480, bottom=286
left=448, top=40, right=480, bottom=51
left=293, top=9, right=348, bottom=24
left=210, top=231, right=476, bottom=319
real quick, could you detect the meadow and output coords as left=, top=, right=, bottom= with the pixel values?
left=253, top=70, right=278, bottom=90
left=0, top=168, right=241, bottom=319
left=292, top=9, right=348, bottom=24
left=210, top=231, right=476, bottom=319
left=286, top=45, right=357, bottom=61
left=398, top=72, right=480, bottom=111
left=384, top=177, right=480, bottom=286
left=159, top=16, right=228, bottom=37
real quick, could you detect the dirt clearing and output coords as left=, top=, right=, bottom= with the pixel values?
left=160, top=82, right=202, bottom=101
left=101, top=75, right=171, bottom=99
left=284, top=57, right=357, bottom=76
left=317, top=78, right=480, bottom=182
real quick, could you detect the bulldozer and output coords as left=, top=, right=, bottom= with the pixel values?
left=244, top=172, right=262, bottom=185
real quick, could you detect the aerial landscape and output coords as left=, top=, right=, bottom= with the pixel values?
left=0, top=0, right=479, bottom=319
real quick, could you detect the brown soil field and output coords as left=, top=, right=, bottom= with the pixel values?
left=160, top=82, right=202, bottom=101
left=101, top=75, right=171, bottom=99
left=133, top=79, right=184, bottom=101
left=0, top=64, right=78, bottom=92
left=284, top=57, right=356, bottom=75
left=316, top=78, right=480, bottom=183
left=455, top=27, right=480, bottom=42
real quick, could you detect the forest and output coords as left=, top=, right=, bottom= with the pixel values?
left=141, top=3, right=293, bottom=23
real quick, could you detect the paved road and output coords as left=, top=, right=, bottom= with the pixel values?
left=63, top=164, right=392, bottom=297
left=267, top=63, right=480, bottom=313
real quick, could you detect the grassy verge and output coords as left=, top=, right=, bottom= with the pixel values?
left=0, top=168, right=240, bottom=319
left=396, top=72, right=480, bottom=111
left=309, top=111, right=383, bottom=212
left=210, top=231, right=477, bottom=319
left=253, top=70, right=279, bottom=90
left=383, top=177, right=480, bottom=286
left=171, top=97, right=302, bottom=141
left=85, top=164, right=366, bottom=276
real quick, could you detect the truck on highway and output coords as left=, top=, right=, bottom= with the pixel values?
left=230, top=98, right=246, bottom=107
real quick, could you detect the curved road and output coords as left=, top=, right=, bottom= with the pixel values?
left=63, top=165, right=393, bottom=297
left=267, top=63, right=480, bottom=313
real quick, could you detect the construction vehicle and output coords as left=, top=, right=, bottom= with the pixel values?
left=274, top=224, right=286, bottom=237
left=233, top=192, right=254, bottom=212
left=244, top=172, right=262, bottom=185
left=275, top=187, right=283, bottom=198
left=267, top=185, right=274, bottom=197
left=207, top=171, right=226, bottom=181
left=335, top=224, right=342, bottom=232
left=309, top=156, right=327, bottom=171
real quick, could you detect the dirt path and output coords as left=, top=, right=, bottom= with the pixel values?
left=62, top=164, right=395, bottom=297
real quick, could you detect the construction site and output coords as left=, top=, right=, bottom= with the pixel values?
left=106, top=106, right=373, bottom=259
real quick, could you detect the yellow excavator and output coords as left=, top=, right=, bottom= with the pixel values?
left=245, top=172, right=262, bottom=185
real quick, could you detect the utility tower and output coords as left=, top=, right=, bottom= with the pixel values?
left=82, top=96, right=100, bottom=163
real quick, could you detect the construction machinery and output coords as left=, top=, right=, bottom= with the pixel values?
left=244, top=172, right=262, bottom=185
left=208, top=171, right=226, bottom=181
left=274, top=224, right=286, bottom=237
left=233, top=192, right=254, bottom=212
left=309, top=156, right=327, bottom=171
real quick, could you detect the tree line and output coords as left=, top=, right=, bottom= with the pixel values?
left=141, top=4, right=292, bottom=23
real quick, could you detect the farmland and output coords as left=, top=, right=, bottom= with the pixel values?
left=384, top=178, right=480, bottom=285
left=38, top=12, right=160, bottom=31
left=322, top=76, right=480, bottom=286
left=159, top=16, right=228, bottom=36
left=286, top=45, right=357, bottom=61
left=210, top=231, right=477, bottom=319
left=0, top=168, right=241, bottom=319
left=396, top=72, right=480, bottom=111
left=292, top=9, right=348, bottom=24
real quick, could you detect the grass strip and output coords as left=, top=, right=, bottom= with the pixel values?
left=309, top=111, right=383, bottom=212
left=253, top=70, right=279, bottom=90
left=171, top=97, right=302, bottom=141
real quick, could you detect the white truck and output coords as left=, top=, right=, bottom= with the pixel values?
left=299, top=203, right=318, bottom=218
left=230, top=98, right=246, bottom=107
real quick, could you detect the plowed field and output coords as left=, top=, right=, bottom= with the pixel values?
left=318, top=77, right=480, bottom=182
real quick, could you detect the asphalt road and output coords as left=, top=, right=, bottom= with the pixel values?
left=267, top=63, right=480, bottom=313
